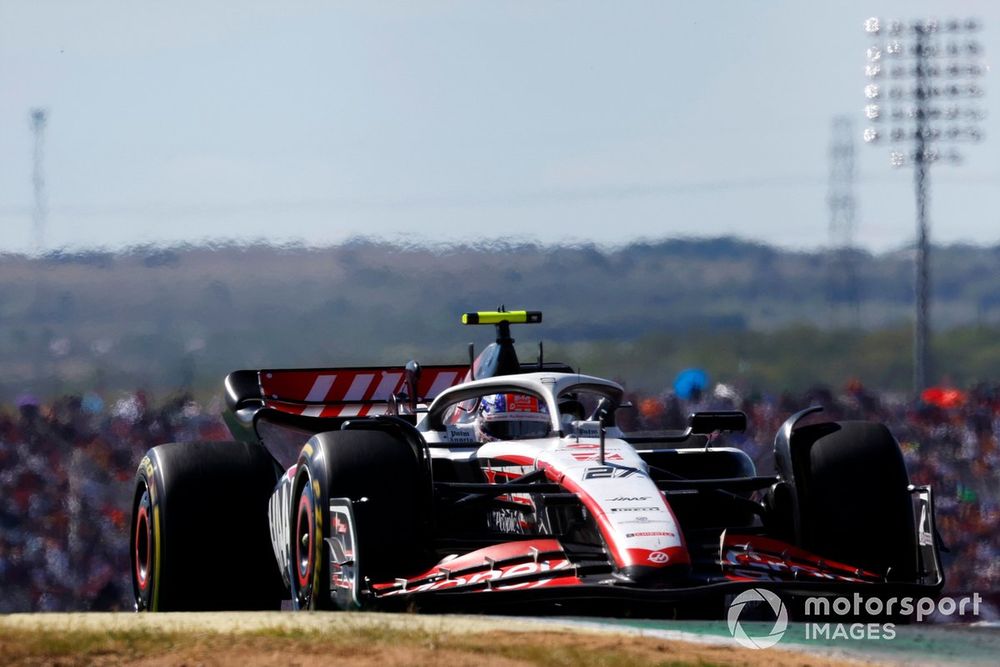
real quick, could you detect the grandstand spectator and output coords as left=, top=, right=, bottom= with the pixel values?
left=0, top=382, right=996, bottom=611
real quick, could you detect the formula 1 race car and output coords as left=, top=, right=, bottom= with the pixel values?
left=130, top=310, right=944, bottom=615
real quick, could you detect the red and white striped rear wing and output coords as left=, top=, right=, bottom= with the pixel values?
left=225, top=364, right=470, bottom=422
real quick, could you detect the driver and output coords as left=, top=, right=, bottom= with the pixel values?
left=475, top=393, right=551, bottom=442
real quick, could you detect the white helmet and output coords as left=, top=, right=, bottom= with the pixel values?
left=475, top=392, right=550, bottom=442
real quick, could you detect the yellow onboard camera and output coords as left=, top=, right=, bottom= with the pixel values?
left=462, top=310, right=542, bottom=325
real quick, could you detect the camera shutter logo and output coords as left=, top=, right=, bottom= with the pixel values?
left=727, top=588, right=788, bottom=649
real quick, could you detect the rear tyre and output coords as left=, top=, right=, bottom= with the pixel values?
left=290, top=429, right=429, bottom=610
left=130, top=441, right=284, bottom=611
left=790, top=421, right=917, bottom=579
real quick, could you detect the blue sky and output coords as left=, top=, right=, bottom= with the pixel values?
left=1, top=1, right=997, bottom=252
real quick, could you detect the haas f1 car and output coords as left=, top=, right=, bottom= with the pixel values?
left=130, top=310, right=943, bottom=615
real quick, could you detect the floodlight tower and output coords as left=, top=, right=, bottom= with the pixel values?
left=30, top=108, right=48, bottom=253
left=862, top=17, right=986, bottom=393
left=827, top=115, right=860, bottom=327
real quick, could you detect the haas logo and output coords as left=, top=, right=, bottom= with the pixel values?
left=647, top=551, right=670, bottom=564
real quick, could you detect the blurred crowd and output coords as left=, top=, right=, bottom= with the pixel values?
left=0, top=381, right=997, bottom=611
left=0, top=391, right=228, bottom=612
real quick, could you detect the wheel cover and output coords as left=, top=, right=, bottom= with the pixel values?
left=295, top=491, right=315, bottom=590
left=135, top=505, right=151, bottom=590
left=291, top=478, right=320, bottom=609
left=132, top=486, right=154, bottom=610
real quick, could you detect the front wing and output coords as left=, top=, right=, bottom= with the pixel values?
left=331, top=485, right=944, bottom=616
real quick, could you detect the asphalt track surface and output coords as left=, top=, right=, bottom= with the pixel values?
left=0, top=612, right=997, bottom=666
left=571, top=617, right=1000, bottom=665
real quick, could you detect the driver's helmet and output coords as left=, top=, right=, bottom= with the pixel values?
left=475, top=392, right=550, bottom=442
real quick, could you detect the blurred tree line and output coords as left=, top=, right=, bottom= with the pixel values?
left=2, top=237, right=999, bottom=400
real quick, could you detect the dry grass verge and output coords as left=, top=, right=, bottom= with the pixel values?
left=0, top=613, right=869, bottom=667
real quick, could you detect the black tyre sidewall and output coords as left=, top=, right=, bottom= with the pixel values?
left=290, top=429, right=429, bottom=610
left=131, top=467, right=157, bottom=611
left=129, top=441, right=284, bottom=611
left=792, top=421, right=917, bottom=579
left=291, top=465, right=329, bottom=610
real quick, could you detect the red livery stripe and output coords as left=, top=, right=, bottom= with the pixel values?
left=256, top=365, right=468, bottom=419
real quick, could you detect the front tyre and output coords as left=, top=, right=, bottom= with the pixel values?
left=290, top=429, right=430, bottom=610
left=792, top=421, right=917, bottom=579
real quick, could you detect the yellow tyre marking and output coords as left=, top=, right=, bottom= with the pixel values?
left=152, top=504, right=162, bottom=611
left=312, top=498, right=323, bottom=608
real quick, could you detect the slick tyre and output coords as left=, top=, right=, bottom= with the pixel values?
left=290, top=429, right=429, bottom=610
left=791, top=421, right=917, bottom=580
left=130, top=441, right=284, bottom=611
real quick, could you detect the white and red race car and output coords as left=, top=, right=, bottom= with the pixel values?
left=130, top=310, right=943, bottom=615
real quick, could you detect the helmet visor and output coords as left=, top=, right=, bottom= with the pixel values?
left=481, top=419, right=551, bottom=441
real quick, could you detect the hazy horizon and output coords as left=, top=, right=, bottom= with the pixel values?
left=1, top=232, right=998, bottom=260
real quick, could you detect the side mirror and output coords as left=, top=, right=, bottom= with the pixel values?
left=688, top=410, right=747, bottom=434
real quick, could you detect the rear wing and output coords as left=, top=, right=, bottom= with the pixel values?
left=225, top=364, right=469, bottom=423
